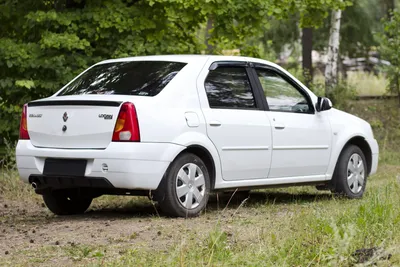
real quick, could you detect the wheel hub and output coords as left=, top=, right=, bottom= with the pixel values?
left=347, top=153, right=365, bottom=194
left=175, top=163, right=206, bottom=210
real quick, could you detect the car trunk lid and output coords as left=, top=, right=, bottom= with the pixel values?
left=27, top=96, right=124, bottom=149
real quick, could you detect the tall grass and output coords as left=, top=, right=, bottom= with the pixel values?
left=313, top=71, right=388, bottom=97
left=0, top=138, right=34, bottom=199
left=347, top=71, right=388, bottom=97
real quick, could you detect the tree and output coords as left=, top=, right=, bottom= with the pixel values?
left=297, top=0, right=351, bottom=86
left=325, top=8, right=343, bottom=97
left=302, top=28, right=313, bottom=86
left=382, top=0, right=395, bottom=18
left=378, top=10, right=400, bottom=106
left=0, top=0, right=353, bottom=141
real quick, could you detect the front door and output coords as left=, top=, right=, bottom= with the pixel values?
left=253, top=66, right=332, bottom=178
left=200, top=64, right=273, bottom=181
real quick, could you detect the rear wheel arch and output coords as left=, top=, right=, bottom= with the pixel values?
left=159, top=144, right=216, bottom=191
left=178, top=145, right=216, bottom=190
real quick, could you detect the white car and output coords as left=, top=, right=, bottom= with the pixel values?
left=16, top=55, right=379, bottom=217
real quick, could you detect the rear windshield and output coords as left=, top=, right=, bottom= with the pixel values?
left=57, top=61, right=187, bottom=96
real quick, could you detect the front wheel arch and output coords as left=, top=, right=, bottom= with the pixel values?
left=340, top=136, right=372, bottom=175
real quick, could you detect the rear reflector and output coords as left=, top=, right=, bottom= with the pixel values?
left=112, top=102, right=140, bottom=142
left=19, top=104, right=30, bottom=140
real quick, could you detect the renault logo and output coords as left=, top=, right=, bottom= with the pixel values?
left=63, top=112, right=68, bottom=122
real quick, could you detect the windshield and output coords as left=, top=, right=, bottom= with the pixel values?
left=57, top=61, right=187, bottom=96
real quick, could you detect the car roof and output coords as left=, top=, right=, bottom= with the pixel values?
left=97, top=54, right=279, bottom=68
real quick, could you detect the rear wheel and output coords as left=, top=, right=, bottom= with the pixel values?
left=42, top=190, right=92, bottom=215
left=331, top=145, right=368, bottom=198
left=157, top=153, right=210, bottom=218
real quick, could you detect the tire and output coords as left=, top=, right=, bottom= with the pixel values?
left=42, top=190, right=92, bottom=215
left=157, top=153, right=210, bottom=218
left=331, top=145, right=368, bottom=198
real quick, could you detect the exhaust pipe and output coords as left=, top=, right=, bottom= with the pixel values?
left=31, top=182, right=37, bottom=189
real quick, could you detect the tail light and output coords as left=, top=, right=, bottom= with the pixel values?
left=112, top=102, right=140, bottom=142
left=19, top=104, right=30, bottom=140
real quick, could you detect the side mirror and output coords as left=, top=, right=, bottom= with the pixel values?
left=316, top=97, right=332, bottom=112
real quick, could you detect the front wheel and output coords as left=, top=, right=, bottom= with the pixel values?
left=42, top=190, right=92, bottom=215
left=157, top=153, right=210, bottom=218
left=331, top=145, right=368, bottom=198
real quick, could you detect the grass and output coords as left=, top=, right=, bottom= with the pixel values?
left=1, top=99, right=400, bottom=266
left=104, top=172, right=400, bottom=266
left=6, top=170, right=396, bottom=267
left=313, top=71, right=388, bottom=97
left=347, top=71, right=388, bottom=97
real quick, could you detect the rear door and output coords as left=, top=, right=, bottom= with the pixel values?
left=199, top=61, right=273, bottom=181
left=252, top=65, right=332, bottom=178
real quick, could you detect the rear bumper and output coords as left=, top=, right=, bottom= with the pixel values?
left=16, top=140, right=185, bottom=190
left=29, top=175, right=114, bottom=191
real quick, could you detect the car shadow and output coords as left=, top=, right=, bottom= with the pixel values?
left=48, top=190, right=334, bottom=221
left=206, top=190, right=334, bottom=211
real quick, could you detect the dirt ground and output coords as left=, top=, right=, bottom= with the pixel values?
left=0, top=190, right=306, bottom=266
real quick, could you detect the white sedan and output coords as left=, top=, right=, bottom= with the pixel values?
left=16, top=55, right=379, bottom=217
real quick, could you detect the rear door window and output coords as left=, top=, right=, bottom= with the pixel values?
left=204, top=67, right=257, bottom=109
left=57, top=61, right=187, bottom=96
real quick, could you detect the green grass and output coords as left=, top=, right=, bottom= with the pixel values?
left=98, top=172, right=400, bottom=266
left=2, top=162, right=400, bottom=266
left=347, top=71, right=388, bottom=97
left=314, top=71, right=388, bottom=97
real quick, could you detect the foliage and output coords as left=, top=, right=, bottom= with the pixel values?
left=378, top=10, right=400, bottom=106
left=308, top=77, right=357, bottom=110
left=0, top=0, right=352, bottom=141
left=261, top=0, right=387, bottom=73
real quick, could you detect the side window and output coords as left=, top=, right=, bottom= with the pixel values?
left=204, top=67, right=257, bottom=109
left=255, top=68, right=311, bottom=114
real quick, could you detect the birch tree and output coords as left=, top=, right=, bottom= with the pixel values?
left=325, top=9, right=342, bottom=97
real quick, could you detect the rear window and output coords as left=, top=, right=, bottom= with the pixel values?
left=57, top=61, right=187, bottom=96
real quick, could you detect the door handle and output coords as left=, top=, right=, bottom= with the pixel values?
left=209, top=121, right=222, bottom=127
left=274, top=124, right=285, bottom=130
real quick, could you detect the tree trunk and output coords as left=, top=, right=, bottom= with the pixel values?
left=325, top=9, right=342, bottom=98
left=396, top=75, right=400, bottom=107
left=302, top=28, right=313, bottom=87
left=383, top=0, right=395, bottom=18
left=54, top=0, right=85, bottom=10
left=205, top=17, right=214, bottom=54
left=66, top=0, right=85, bottom=8
left=338, top=54, right=347, bottom=80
